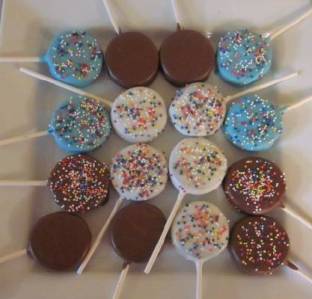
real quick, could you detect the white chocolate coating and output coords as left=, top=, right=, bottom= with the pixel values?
left=169, top=83, right=226, bottom=136
left=111, top=87, right=167, bottom=143
left=169, top=138, right=227, bottom=194
left=171, top=201, right=229, bottom=262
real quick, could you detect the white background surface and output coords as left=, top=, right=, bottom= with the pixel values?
left=0, top=0, right=312, bottom=298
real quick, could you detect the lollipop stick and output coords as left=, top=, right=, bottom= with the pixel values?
left=286, top=260, right=312, bottom=285
left=195, top=260, right=204, bottom=299
left=285, top=95, right=312, bottom=112
left=19, top=68, right=112, bottom=108
left=112, top=263, right=130, bottom=299
left=0, top=180, right=47, bottom=187
left=102, top=0, right=120, bottom=34
left=269, top=8, right=312, bottom=40
left=76, top=197, right=123, bottom=274
left=0, top=57, right=41, bottom=63
left=171, top=0, right=182, bottom=29
left=0, top=130, right=49, bottom=147
left=226, top=72, right=299, bottom=102
left=282, top=204, right=312, bottom=231
left=144, top=191, right=186, bottom=274
left=0, top=249, right=27, bottom=264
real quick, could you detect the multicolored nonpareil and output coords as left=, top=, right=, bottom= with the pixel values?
left=169, top=138, right=227, bottom=194
left=230, top=216, right=290, bottom=274
left=111, top=87, right=167, bottom=143
left=217, top=29, right=272, bottom=85
left=223, top=95, right=284, bottom=151
left=44, top=31, right=103, bottom=87
left=169, top=83, right=226, bottom=136
left=48, top=96, right=111, bottom=154
left=48, top=155, right=110, bottom=213
left=172, top=201, right=229, bottom=262
left=111, top=143, right=168, bottom=201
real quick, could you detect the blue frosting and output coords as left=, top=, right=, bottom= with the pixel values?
left=217, top=29, right=272, bottom=86
left=48, top=96, right=111, bottom=154
left=223, top=95, right=284, bottom=151
left=44, top=31, right=103, bottom=87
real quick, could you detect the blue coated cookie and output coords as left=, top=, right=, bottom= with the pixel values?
left=44, top=31, right=103, bottom=87
left=217, top=30, right=272, bottom=85
left=223, top=95, right=284, bottom=151
left=48, top=96, right=111, bottom=154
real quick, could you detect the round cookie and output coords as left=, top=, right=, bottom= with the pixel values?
left=169, top=82, right=226, bottom=136
left=217, top=29, right=272, bottom=85
left=111, top=87, right=167, bottom=143
left=29, top=212, right=91, bottom=271
left=172, top=201, right=229, bottom=262
left=44, top=31, right=103, bottom=87
left=230, top=216, right=290, bottom=274
left=105, top=32, right=159, bottom=88
left=111, top=202, right=166, bottom=263
left=111, top=143, right=168, bottom=201
left=48, top=155, right=110, bottom=213
left=160, top=29, right=215, bottom=86
left=223, top=95, right=284, bottom=151
left=223, top=157, right=286, bottom=215
left=169, top=138, right=227, bottom=194
left=48, top=95, right=111, bottom=154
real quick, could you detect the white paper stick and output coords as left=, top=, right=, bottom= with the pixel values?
left=144, top=191, right=186, bottom=274
left=285, top=95, right=312, bottom=112
left=102, top=0, right=120, bottom=34
left=19, top=67, right=112, bottom=108
left=0, top=249, right=27, bottom=264
left=0, top=180, right=47, bottom=187
left=0, top=57, right=41, bottom=63
left=282, top=204, right=312, bottom=231
left=0, top=130, right=49, bottom=147
left=195, top=260, right=204, bottom=299
left=226, top=71, right=299, bottom=102
left=286, top=259, right=312, bottom=285
left=77, top=197, right=123, bottom=274
left=171, top=0, right=182, bottom=28
left=112, top=263, right=130, bottom=299
left=269, top=8, right=312, bottom=40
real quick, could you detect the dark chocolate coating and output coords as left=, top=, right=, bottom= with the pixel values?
left=111, top=202, right=166, bottom=263
left=223, top=157, right=285, bottom=215
left=29, top=212, right=91, bottom=271
left=105, top=32, right=159, bottom=88
left=160, top=29, right=215, bottom=86
left=230, top=216, right=290, bottom=274
left=48, top=155, right=110, bottom=213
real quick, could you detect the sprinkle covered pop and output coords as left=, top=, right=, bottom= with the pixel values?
left=76, top=143, right=168, bottom=274
left=144, top=138, right=227, bottom=274
left=111, top=87, right=167, bottom=143
left=172, top=201, right=229, bottom=299
left=48, top=155, right=110, bottom=213
left=0, top=30, right=103, bottom=87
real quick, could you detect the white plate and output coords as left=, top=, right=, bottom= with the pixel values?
left=0, top=0, right=312, bottom=298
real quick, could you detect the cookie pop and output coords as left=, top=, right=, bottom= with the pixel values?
left=110, top=202, right=166, bottom=299
left=223, top=157, right=312, bottom=231
left=230, top=215, right=312, bottom=283
left=0, top=31, right=103, bottom=87
left=0, top=155, right=110, bottom=214
left=172, top=201, right=229, bottom=299
left=223, top=94, right=312, bottom=151
left=102, top=0, right=159, bottom=88
left=169, top=72, right=298, bottom=136
left=0, top=212, right=92, bottom=271
left=76, top=143, right=167, bottom=274
left=217, top=7, right=312, bottom=85
left=160, top=0, right=215, bottom=86
left=0, top=95, right=112, bottom=153
left=145, top=138, right=227, bottom=273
